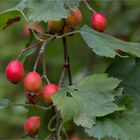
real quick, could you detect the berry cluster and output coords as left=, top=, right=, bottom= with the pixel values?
left=47, top=9, right=107, bottom=34
left=47, top=9, right=82, bottom=35
left=5, top=60, right=58, bottom=136
left=5, top=6, right=107, bottom=138
left=6, top=61, right=58, bottom=104
left=23, top=9, right=107, bottom=38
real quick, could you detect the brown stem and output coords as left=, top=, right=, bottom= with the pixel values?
left=33, top=36, right=54, bottom=71
left=55, top=108, right=62, bottom=140
left=42, top=54, right=50, bottom=83
left=56, top=30, right=79, bottom=39
left=83, top=0, right=96, bottom=13
left=58, top=37, right=72, bottom=86
left=16, top=42, right=39, bottom=60
left=12, top=103, right=53, bottom=111
left=62, top=128, right=69, bottom=140
left=63, top=37, right=72, bottom=85
left=55, top=37, right=73, bottom=140
left=48, top=114, right=57, bottom=132
left=58, top=67, right=67, bottom=87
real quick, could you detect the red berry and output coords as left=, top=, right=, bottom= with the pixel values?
left=24, top=116, right=41, bottom=136
left=70, top=135, right=80, bottom=140
left=44, top=84, right=59, bottom=103
left=91, top=13, right=107, bottom=32
left=5, top=60, right=24, bottom=83
left=66, top=9, right=82, bottom=26
left=26, top=88, right=42, bottom=104
left=24, top=71, right=42, bottom=92
left=23, top=23, right=44, bottom=38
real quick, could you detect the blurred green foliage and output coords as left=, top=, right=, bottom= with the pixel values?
left=0, top=0, right=140, bottom=139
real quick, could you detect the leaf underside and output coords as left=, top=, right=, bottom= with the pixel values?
left=80, top=25, right=140, bottom=58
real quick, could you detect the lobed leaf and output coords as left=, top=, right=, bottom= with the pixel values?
left=25, top=0, right=68, bottom=22
left=52, top=74, right=124, bottom=128
left=24, top=0, right=82, bottom=22
left=80, top=25, right=140, bottom=58
left=85, top=58, right=140, bottom=140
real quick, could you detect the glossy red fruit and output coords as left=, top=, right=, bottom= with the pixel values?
left=66, top=9, right=82, bottom=26
left=26, top=88, right=42, bottom=104
left=44, top=84, right=59, bottom=103
left=6, top=60, right=24, bottom=83
left=91, top=13, right=107, bottom=32
left=23, top=23, right=44, bottom=38
left=24, top=116, right=41, bottom=136
left=70, top=135, right=80, bottom=140
left=24, top=71, right=42, bottom=92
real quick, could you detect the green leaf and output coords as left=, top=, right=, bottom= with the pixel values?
left=80, top=25, right=140, bottom=58
left=107, top=58, right=140, bottom=111
left=25, top=0, right=69, bottom=22
left=0, top=99, right=11, bottom=109
left=85, top=111, right=140, bottom=140
left=52, top=74, right=124, bottom=128
left=85, top=58, right=140, bottom=140
left=15, top=0, right=28, bottom=10
left=64, top=0, right=82, bottom=9
left=0, top=9, right=21, bottom=30
left=25, top=0, right=82, bottom=22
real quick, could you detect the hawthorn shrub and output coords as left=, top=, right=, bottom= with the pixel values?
left=0, top=0, right=140, bottom=140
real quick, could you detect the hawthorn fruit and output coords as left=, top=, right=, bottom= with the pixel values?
left=5, top=60, right=24, bottom=84
left=24, top=71, right=42, bottom=92
left=70, top=135, right=80, bottom=140
left=26, top=88, right=42, bottom=104
left=44, top=83, right=59, bottom=103
left=66, top=9, right=82, bottom=26
left=23, top=23, right=44, bottom=38
left=24, top=116, right=41, bottom=136
left=91, top=13, right=107, bottom=32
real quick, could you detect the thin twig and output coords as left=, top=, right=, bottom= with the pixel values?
left=83, top=0, right=96, bottom=13
left=16, top=42, right=40, bottom=60
left=45, top=133, right=52, bottom=140
left=55, top=108, right=62, bottom=140
left=58, top=37, right=72, bottom=86
left=56, top=30, right=80, bottom=39
left=33, top=36, right=54, bottom=71
left=57, top=122, right=62, bottom=140
left=62, top=128, right=69, bottom=140
left=63, top=37, right=72, bottom=85
left=42, top=54, right=50, bottom=83
left=48, top=114, right=57, bottom=132
left=20, top=10, right=41, bottom=41
left=56, top=37, right=73, bottom=140
left=42, top=30, right=79, bottom=40
left=11, top=103, right=54, bottom=111
left=33, top=50, right=41, bottom=71
left=58, top=67, right=67, bottom=87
